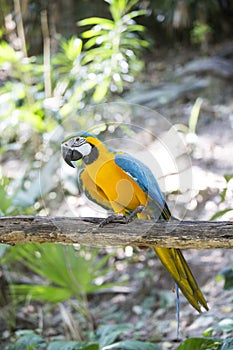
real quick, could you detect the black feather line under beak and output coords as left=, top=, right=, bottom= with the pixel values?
left=61, top=143, right=82, bottom=168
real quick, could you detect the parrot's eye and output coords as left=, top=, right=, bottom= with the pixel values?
left=72, top=136, right=86, bottom=148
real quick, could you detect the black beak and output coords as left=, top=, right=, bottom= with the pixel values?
left=61, top=142, right=82, bottom=168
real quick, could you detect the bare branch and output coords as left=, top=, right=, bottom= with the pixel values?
left=0, top=216, right=233, bottom=249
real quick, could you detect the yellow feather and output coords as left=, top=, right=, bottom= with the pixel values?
left=154, top=247, right=208, bottom=312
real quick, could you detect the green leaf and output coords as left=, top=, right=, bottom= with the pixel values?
left=11, top=284, right=72, bottom=303
left=121, top=37, right=150, bottom=49
left=48, top=340, right=99, bottom=350
left=103, top=340, right=159, bottom=350
left=97, top=324, right=132, bottom=348
left=84, top=35, right=109, bottom=50
left=92, top=81, right=110, bottom=102
left=122, top=9, right=147, bottom=21
left=11, top=332, right=47, bottom=350
left=176, top=337, right=222, bottom=350
left=14, top=105, right=48, bottom=132
left=82, top=48, right=113, bottom=64
left=0, top=176, right=13, bottom=214
left=91, top=250, right=116, bottom=272
left=218, top=266, right=233, bottom=290
left=124, top=0, right=140, bottom=13
left=0, top=41, right=19, bottom=65
left=217, top=318, right=233, bottom=332
left=210, top=209, right=233, bottom=221
left=224, top=174, right=233, bottom=183
left=204, top=318, right=233, bottom=338
left=61, top=37, right=83, bottom=61
left=82, top=29, right=108, bottom=39
left=78, top=17, right=114, bottom=28
left=220, top=188, right=227, bottom=202
left=188, top=97, right=203, bottom=134
left=125, top=24, right=145, bottom=32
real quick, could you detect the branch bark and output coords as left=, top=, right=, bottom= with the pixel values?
left=0, top=216, right=233, bottom=249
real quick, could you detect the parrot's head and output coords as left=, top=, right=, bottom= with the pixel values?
left=61, top=133, right=102, bottom=168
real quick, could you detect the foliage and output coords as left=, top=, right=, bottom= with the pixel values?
left=2, top=243, right=119, bottom=303
left=0, top=243, right=123, bottom=336
left=0, top=174, right=38, bottom=216
left=177, top=338, right=222, bottom=350
left=0, top=40, right=54, bottom=135
left=0, top=0, right=149, bottom=216
left=177, top=322, right=233, bottom=349
left=6, top=330, right=47, bottom=350
left=191, top=21, right=212, bottom=45
left=176, top=337, right=222, bottom=350
left=5, top=325, right=159, bottom=350
left=0, top=176, right=14, bottom=215
left=203, top=318, right=233, bottom=338
left=174, top=97, right=203, bottom=137
left=210, top=174, right=233, bottom=221
left=187, top=97, right=203, bottom=135
left=177, top=277, right=233, bottom=349
left=217, top=267, right=233, bottom=291
left=78, top=0, right=149, bottom=100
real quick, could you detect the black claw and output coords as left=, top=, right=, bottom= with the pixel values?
left=99, top=206, right=145, bottom=227
left=99, top=214, right=127, bottom=227
left=127, top=205, right=145, bottom=223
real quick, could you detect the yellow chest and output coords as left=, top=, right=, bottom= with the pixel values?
left=85, top=153, right=148, bottom=214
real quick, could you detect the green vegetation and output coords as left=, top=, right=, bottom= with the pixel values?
left=3, top=243, right=118, bottom=301
left=78, top=0, right=149, bottom=100
left=5, top=325, right=160, bottom=350
left=210, top=175, right=233, bottom=221
left=0, top=0, right=149, bottom=214
left=0, top=243, right=123, bottom=335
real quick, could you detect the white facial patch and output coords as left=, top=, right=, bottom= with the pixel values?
left=78, top=143, right=92, bottom=157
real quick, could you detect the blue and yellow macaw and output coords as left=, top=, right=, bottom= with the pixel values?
left=61, top=132, right=208, bottom=313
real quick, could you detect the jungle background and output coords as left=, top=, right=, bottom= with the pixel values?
left=0, top=0, right=233, bottom=349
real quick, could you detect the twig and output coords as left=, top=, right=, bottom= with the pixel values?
left=14, top=0, right=27, bottom=57
left=41, top=10, right=51, bottom=98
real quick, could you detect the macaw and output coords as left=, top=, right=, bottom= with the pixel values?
left=61, top=132, right=208, bottom=313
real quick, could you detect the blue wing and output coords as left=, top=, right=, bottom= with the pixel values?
left=114, top=152, right=171, bottom=219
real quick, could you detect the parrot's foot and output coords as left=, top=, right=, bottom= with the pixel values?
left=99, top=214, right=127, bottom=227
left=99, top=205, right=145, bottom=227
left=127, top=205, right=145, bottom=223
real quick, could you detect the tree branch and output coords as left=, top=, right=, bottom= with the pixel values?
left=0, top=216, right=233, bottom=249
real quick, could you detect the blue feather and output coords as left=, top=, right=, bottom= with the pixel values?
left=114, top=153, right=166, bottom=210
left=175, top=284, right=180, bottom=339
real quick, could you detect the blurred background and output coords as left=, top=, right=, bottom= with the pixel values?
left=0, top=1, right=233, bottom=349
